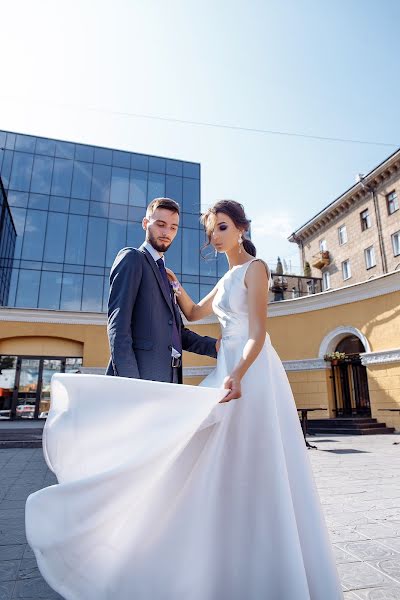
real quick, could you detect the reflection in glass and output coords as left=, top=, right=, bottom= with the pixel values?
left=147, top=172, right=165, bottom=201
left=110, top=167, right=129, bottom=204
left=39, top=271, right=62, bottom=309
left=166, top=175, right=183, bottom=204
left=126, top=222, right=144, bottom=248
left=9, top=152, right=34, bottom=192
left=106, top=220, right=127, bottom=267
left=65, top=215, right=88, bottom=265
left=21, top=210, right=48, bottom=261
left=39, top=359, right=63, bottom=417
left=85, top=217, right=107, bottom=266
left=0, top=356, right=17, bottom=420
left=183, top=178, right=199, bottom=213
left=165, top=228, right=181, bottom=274
left=44, top=212, right=68, bottom=262
left=60, top=273, right=83, bottom=310
left=129, top=171, right=147, bottom=206
left=15, top=269, right=40, bottom=307
left=65, top=357, right=83, bottom=373
left=16, top=358, right=39, bottom=419
left=82, top=274, right=103, bottom=311
left=71, top=161, right=93, bottom=199
left=182, top=229, right=199, bottom=275
left=30, top=156, right=53, bottom=194
left=51, top=158, right=73, bottom=196
left=15, top=135, right=36, bottom=152
left=91, top=164, right=111, bottom=203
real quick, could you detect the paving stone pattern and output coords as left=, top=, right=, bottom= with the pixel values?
left=2, top=434, right=400, bottom=598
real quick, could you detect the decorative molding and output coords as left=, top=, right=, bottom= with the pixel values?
left=361, top=349, right=400, bottom=366
left=80, top=367, right=106, bottom=375
left=0, top=307, right=107, bottom=325
left=282, top=358, right=327, bottom=371
left=319, top=326, right=371, bottom=358
left=183, top=366, right=214, bottom=377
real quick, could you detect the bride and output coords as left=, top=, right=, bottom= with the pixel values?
left=26, top=200, right=343, bottom=599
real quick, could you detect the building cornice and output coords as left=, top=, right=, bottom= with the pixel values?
left=361, top=349, right=400, bottom=366
left=1, top=271, right=399, bottom=324
left=289, top=149, right=400, bottom=242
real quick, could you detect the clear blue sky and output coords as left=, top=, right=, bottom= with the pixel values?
left=2, top=0, right=399, bottom=272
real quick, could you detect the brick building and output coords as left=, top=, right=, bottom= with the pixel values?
left=288, top=148, right=400, bottom=291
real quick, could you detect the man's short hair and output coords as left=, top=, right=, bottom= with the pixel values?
left=146, top=198, right=180, bottom=218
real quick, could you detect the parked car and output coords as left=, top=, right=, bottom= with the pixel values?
left=0, top=409, right=11, bottom=419
left=16, top=401, right=35, bottom=418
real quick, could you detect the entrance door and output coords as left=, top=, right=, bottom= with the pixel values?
left=38, top=359, right=63, bottom=418
left=331, top=358, right=371, bottom=417
left=13, top=358, right=41, bottom=419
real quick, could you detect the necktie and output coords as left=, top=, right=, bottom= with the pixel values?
left=156, top=258, right=182, bottom=354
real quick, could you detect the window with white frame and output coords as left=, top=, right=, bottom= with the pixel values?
left=342, top=259, right=351, bottom=280
left=322, top=271, right=331, bottom=290
left=360, top=209, right=371, bottom=231
left=319, top=239, right=327, bottom=252
left=387, top=191, right=399, bottom=215
left=392, top=231, right=400, bottom=256
left=338, top=224, right=347, bottom=245
left=364, top=246, right=376, bottom=269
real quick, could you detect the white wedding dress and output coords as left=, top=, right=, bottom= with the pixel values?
left=26, top=259, right=343, bottom=600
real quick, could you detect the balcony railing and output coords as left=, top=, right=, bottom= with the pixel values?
left=312, top=250, right=330, bottom=270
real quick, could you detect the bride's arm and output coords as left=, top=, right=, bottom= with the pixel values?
left=166, top=268, right=218, bottom=321
left=222, top=261, right=268, bottom=402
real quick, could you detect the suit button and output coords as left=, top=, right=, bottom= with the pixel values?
left=168, top=319, right=173, bottom=325
left=168, top=345, right=172, bottom=351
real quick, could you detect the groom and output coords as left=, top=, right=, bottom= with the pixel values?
left=106, top=197, right=218, bottom=384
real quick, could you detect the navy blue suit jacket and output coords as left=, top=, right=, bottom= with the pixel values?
left=106, top=245, right=217, bottom=383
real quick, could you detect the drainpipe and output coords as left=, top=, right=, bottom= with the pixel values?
left=360, top=179, right=388, bottom=274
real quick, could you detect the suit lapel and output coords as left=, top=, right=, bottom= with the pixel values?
left=139, top=246, right=173, bottom=314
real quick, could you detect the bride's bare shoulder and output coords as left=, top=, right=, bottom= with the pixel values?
left=244, top=259, right=270, bottom=287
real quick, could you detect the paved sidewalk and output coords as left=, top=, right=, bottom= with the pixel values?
left=2, top=434, right=400, bottom=599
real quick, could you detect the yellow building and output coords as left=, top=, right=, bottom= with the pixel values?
left=1, top=270, right=400, bottom=430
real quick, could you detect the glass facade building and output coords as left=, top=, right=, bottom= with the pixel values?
left=0, top=175, right=16, bottom=306
left=0, top=130, right=227, bottom=311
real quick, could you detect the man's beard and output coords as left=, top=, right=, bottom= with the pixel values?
left=147, top=230, right=172, bottom=253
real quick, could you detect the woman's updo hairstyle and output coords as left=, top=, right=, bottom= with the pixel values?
left=200, top=200, right=257, bottom=257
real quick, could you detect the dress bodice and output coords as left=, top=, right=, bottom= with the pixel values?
left=212, top=259, right=261, bottom=339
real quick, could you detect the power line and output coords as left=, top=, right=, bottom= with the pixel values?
left=1, top=96, right=398, bottom=148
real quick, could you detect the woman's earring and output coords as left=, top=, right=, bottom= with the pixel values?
left=238, top=234, right=243, bottom=254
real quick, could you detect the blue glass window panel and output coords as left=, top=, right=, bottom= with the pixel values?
left=85, top=217, right=107, bottom=266
left=129, top=171, right=147, bottom=206
left=60, top=273, right=83, bottom=310
left=30, top=156, right=53, bottom=194
left=217, top=252, right=228, bottom=277
left=55, top=141, right=75, bottom=159
left=149, top=157, right=165, bottom=174
left=109, top=204, right=127, bottom=220
left=9, top=152, right=34, bottom=192
left=165, top=175, right=183, bottom=204
left=106, top=220, right=127, bottom=267
left=28, top=194, right=49, bottom=210
left=7, top=268, right=18, bottom=306
left=51, top=158, right=73, bottom=196
left=9, top=207, right=26, bottom=259
left=102, top=277, right=109, bottom=312
left=89, top=201, right=108, bottom=217
left=94, top=147, right=112, bottom=165
left=200, top=284, right=215, bottom=299
left=184, top=283, right=199, bottom=303
left=5, top=133, right=16, bottom=150
left=63, top=264, right=84, bottom=274
left=82, top=275, right=103, bottom=311
left=112, top=150, right=130, bottom=168
left=15, top=269, right=40, bottom=308
left=38, top=271, right=62, bottom=309
left=15, top=135, right=36, bottom=152
left=147, top=173, right=165, bottom=202
left=182, top=228, right=199, bottom=275
left=49, top=196, right=70, bottom=213
left=75, top=144, right=94, bottom=162
left=84, top=266, right=104, bottom=275
left=128, top=206, right=145, bottom=222
left=182, top=275, right=199, bottom=284
left=200, top=250, right=217, bottom=277
left=91, top=164, right=111, bottom=202
left=70, top=199, right=89, bottom=215
left=1, top=150, right=13, bottom=187
left=0, top=131, right=6, bottom=146
left=43, top=212, right=68, bottom=263
left=183, top=162, right=200, bottom=179
left=166, top=159, right=183, bottom=176
left=42, top=262, right=62, bottom=271
left=127, top=222, right=144, bottom=248
left=164, top=228, right=181, bottom=273
left=7, top=192, right=28, bottom=208
left=65, top=215, right=88, bottom=265
left=35, top=138, right=56, bottom=156
left=71, top=161, right=92, bottom=199
left=110, top=167, right=129, bottom=204
left=183, top=178, right=200, bottom=213
left=21, top=210, right=48, bottom=261
left=131, top=153, right=148, bottom=171
left=182, top=213, right=199, bottom=228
